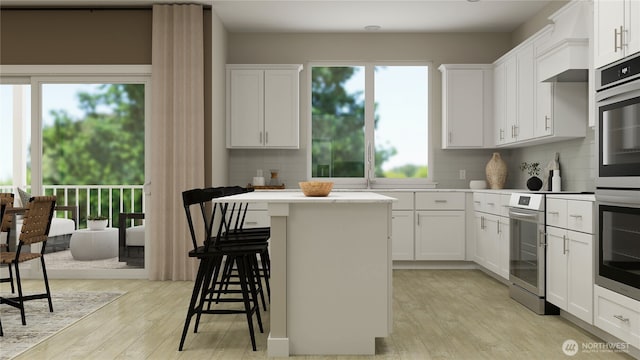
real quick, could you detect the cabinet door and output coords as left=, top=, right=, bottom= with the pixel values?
left=493, top=63, right=507, bottom=145
left=391, top=211, right=414, bottom=260
left=504, top=57, right=518, bottom=144
left=535, top=81, right=553, bottom=138
left=474, top=212, right=487, bottom=265
left=229, top=69, right=264, bottom=147
left=516, top=43, right=535, bottom=141
left=415, top=211, right=465, bottom=260
left=483, top=214, right=500, bottom=274
left=594, top=0, right=626, bottom=68
left=567, top=230, right=594, bottom=324
left=264, top=70, right=299, bottom=148
left=443, top=69, right=484, bottom=148
left=546, top=226, right=568, bottom=310
left=498, top=218, right=510, bottom=280
left=626, top=0, right=640, bottom=62
left=546, top=198, right=567, bottom=228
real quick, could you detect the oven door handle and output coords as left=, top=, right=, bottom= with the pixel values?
left=509, top=210, right=540, bottom=222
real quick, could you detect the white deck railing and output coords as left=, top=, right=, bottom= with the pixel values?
left=0, top=184, right=145, bottom=229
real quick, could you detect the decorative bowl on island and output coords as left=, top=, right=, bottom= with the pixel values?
left=299, top=181, right=334, bottom=197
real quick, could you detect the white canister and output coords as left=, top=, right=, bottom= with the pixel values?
left=552, top=170, right=561, bottom=192
left=253, top=177, right=265, bottom=186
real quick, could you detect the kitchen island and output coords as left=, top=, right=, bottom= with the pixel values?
left=215, top=191, right=394, bottom=356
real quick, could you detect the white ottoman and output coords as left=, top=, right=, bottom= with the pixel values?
left=70, top=228, right=118, bottom=260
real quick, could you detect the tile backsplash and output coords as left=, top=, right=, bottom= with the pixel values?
left=228, top=129, right=596, bottom=192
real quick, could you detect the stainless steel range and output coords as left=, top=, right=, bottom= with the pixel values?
left=508, top=192, right=559, bottom=315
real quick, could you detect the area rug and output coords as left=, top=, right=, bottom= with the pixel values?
left=0, top=291, right=124, bottom=360
left=44, top=250, right=131, bottom=270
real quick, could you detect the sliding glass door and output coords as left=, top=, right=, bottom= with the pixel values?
left=1, top=68, right=150, bottom=279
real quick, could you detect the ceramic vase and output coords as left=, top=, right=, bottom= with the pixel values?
left=485, top=152, right=507, bottom=189
left=526, top=176, right=543, bottom=191
left=87, top=219, right=108, bottom=231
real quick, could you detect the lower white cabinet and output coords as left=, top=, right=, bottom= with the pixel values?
left=391, top=211, right=414, bottom=260
left=594, top=285, right=640, bottom=348
left=546, top=227, right=593, bottom=324
left=415, top=210, right=465, bottom=260
left=472, top=192, right=511, bottom=280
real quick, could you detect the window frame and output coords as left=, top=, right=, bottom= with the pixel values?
left=307, top=61, right=435, bottom=189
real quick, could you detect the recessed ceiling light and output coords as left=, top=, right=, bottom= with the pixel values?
left=364, top=25, right=381, bottom=31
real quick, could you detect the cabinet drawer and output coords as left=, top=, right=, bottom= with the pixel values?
left=472, top=192, right=484, bottom=212
left=594, top=285, right=640, bottom=348
left=546, top=198, right=567, bottom=228
left=484, top=193, right=501, bottom=215
left=377, top=191, right=414, bottom=210
left=416, top=192, right=465, bottom=210
left=499, top=194, right=511, bottom=217
left=242, top=210, right=270, bottom=228
left=567, top=200, right=593, bottom=233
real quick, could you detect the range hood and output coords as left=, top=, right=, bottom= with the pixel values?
left=537, top=1, right=589, bottom=83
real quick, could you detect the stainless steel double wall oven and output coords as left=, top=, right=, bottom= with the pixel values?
left=595, top=52, right=640, bottom=301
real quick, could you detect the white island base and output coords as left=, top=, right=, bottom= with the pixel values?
left=217, top=191, right=394, bottom=356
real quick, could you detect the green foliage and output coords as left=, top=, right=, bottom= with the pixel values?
left=520, top=162, right=541, bottom=177
left=87, top=215, right=108, bottom=221
left=311, top=66, right=397, bottom=178
left=41, top=84, right=145, bottom=186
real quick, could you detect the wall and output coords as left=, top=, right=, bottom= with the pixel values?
left=510, top=0, right=569, bottom=47
left=226, top=32, right=512, bottom=188
left=209, top=10, right=229, bottom=187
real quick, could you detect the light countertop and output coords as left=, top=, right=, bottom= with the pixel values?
left=216, top=191, right=395, bottom=204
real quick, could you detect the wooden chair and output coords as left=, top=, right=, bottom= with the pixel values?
left=0, top=193, right=16, bottom=293
left=178, top=187, right=267, bottom=352
left=0, top=195, right=56, bottom=326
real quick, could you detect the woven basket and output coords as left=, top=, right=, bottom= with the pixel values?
left=299, top=181, right=334, bottom=197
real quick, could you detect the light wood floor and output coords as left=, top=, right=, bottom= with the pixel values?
left=4, top=270, right=634, bottom=359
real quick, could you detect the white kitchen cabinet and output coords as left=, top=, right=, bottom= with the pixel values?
left=594, top=285, right=640, bottom=348
left=414, top=192, right=465, bottom=261
left=376, top=191, right=415, bottom=261
left=594, top=0, right=640, bottom=68
left=545, top=197, right=594, bottom=324
left=534, top=83, right=588, bottom=140
left=472, top=191, right=511, bottom=280
left=494, top=43, right=535, bottom=145
left=439, top=64, right=493, bottom=149
left=226, top=64, right=302, bottom=149
left=392, top=211, right=414, bottom=260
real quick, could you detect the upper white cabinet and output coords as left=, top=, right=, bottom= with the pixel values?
left=494, top=42, right=536, bottom=145
left=439, top=64, right=493, bottom=149
left=226, top=64, right=302, bottom=149
left=594, top=0, right=640, bottom=68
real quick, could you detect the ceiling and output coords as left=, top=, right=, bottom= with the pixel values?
left=0, top=0, right=554, bottom=33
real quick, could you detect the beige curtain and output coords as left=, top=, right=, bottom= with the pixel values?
left=149, top=4, right=205, bottom=280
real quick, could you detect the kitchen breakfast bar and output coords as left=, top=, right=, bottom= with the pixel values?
left=215, top=191, right=394, bottom=356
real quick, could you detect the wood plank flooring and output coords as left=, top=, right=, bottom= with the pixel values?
left=4, top=270, right=634, bottom=359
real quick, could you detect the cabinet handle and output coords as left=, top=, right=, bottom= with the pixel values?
left=497, top=221, right=500, bottom=234
left=562, top=235, right=568, bottom=255
left=481, top=216, right=485, bottom=230
left=265, top=132, right=269, bottom=144
left=514, top=125, right=519, bottom=137
left=474, top=201, right=481, bottom=204
left=435, top=200, right=448, bottom=203
left=449, top=131, right=452, bottom=144
left=259, top=131, right=263, bottom=144
left=545, top=116, right=550, bottom=130
left=539, top=230, right=547, bottom=247
left=548, top=211, right=560, bottom=215
left=487, top=202, right=495, bottom=206
left=615, top=26, right=623, bottom=52
left=614, top=314, right=630, bottom=323
left=417, top=214, right=420, bottom=226
left=569, top=214, right=582, bottom=219
left=246, top=221, right=258, bottom=225
left=499, top=128, right=504, bottom=140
